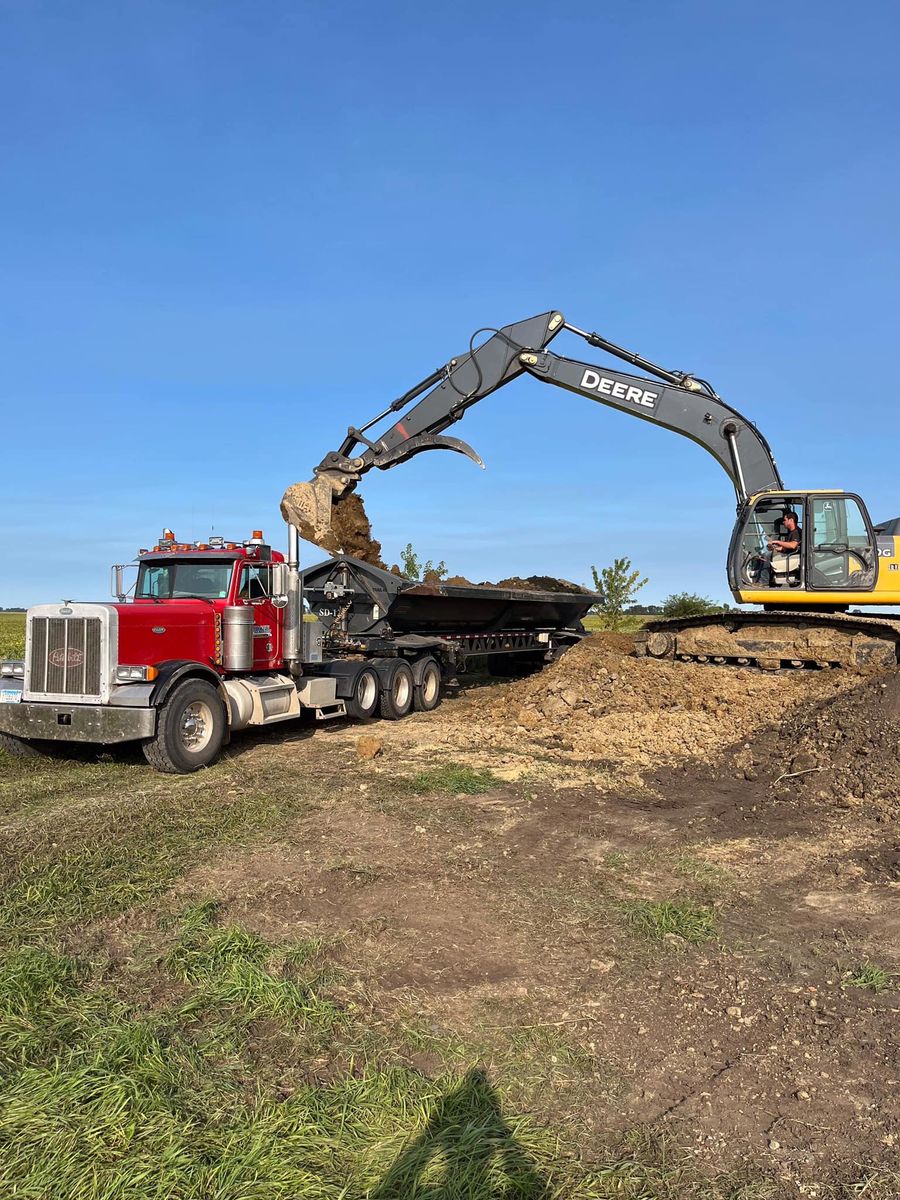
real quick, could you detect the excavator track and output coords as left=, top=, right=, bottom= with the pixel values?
left=634, top=611, right=900, bottom=671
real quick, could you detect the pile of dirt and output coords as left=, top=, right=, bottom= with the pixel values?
left=442, top=574, right=590, bottom=594
left=444, top=632, right=863, bottom=776
left=749, top=670, right=900, bottom=808
left=494, top=575, right=590, bottom=595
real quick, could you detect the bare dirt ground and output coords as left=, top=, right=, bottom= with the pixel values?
left=171, top=635, right=900, bottom=1197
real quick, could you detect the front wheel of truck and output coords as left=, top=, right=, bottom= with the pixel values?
left=0, top=732, right=47, bottom=759
left=142, top=679, right=227, bottom=774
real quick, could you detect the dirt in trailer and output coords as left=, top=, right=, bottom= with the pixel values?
left=155, top=632, right=900, bottom=1196
left=444, top=573, right=591, bottom=594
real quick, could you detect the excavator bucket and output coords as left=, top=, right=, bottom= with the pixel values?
left=280, top=476, right=342, bottom=550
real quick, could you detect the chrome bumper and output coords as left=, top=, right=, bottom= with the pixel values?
left=0, top=700, right=156, bottom=744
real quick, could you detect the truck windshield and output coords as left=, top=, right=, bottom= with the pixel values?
left=136, top=561, right=234, bottom=599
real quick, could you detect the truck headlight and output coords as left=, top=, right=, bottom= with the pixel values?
left=115, top=665, right=159, bottom=683
left=0, top=661, right=24, bottom=678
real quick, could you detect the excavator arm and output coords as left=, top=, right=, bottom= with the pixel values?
left=282, top=312, right=783, bottom=545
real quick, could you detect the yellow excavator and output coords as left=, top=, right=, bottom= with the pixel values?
left=282, top=311, right=900, bottom=670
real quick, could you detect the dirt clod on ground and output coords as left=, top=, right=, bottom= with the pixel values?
left=356, top=735, right=383, bottom=759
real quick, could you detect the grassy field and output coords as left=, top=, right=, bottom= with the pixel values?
left=0, top=611, right=25, bottom=659
left=0, top=737, right=765, bottom=1199
left=582, top=614, right=648, bottom=634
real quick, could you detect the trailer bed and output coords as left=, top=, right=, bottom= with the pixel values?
left=301, top=556, right=599, bottom=637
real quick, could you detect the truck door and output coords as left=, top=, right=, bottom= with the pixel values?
left=238, top=563, right=281, bottom=669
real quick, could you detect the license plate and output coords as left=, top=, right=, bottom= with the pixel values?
left=0, top=689, right=21, bottom=703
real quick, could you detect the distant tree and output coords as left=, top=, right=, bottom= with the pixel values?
left=590, top=558, right=648, bottom=630
left=399, top=543, right=448, bottom=583
left=661, top=592, right=724, bottom=618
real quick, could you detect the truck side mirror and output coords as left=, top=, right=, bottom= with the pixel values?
left=270, top=562, right=289, bottom=607
left=110, top=564, right=129, bottom=602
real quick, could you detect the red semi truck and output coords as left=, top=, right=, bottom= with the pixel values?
left=0, top=521, right=597, bottom=773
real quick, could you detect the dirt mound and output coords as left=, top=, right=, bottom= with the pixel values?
left=447, top=633, right=862, bottom=776
left=438, top=574, right=590, bottom=594
left=752, top=671, right=900, bottom=807
left=493, top=575, right=590, bottom=595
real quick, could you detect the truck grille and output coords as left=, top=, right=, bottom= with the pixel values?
left=28, top=616, right=104, bottom=699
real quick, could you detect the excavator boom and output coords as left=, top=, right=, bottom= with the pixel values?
left=282, top=310, right=782, bottom=544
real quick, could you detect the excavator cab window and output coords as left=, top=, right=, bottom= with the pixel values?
left=806, top=495, right=877, bottom=592
left=734, top=497, right=805, bottom=590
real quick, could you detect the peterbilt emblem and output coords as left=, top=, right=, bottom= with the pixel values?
left=48, top=647, right=84, bottom=668
left=152, top=626, right=166, bottom=634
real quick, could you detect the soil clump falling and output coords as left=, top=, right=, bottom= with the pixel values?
left=327, top=492, right=386, bottom=568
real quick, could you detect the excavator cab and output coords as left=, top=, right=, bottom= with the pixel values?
left=729, top=491, right=879, bottom=604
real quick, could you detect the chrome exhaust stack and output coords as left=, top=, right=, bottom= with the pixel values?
left=283, top=521, right=303, bottom=677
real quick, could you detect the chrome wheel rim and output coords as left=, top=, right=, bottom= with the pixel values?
left=357, top=673, right=377, bottom=710
left=180, top=700, right=214, bottom=752
left=421, top=665, right=439, bottom=704
left=393, top=671, right=411, bottom=709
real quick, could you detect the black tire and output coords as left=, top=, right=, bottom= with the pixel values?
left=345, top=666, right=380, bottom=721
left=378, top=660, right=415, bottom=720
left=142, top=678, right=227, bottom=774
left=0, top=732, right=45, bottom=759
left=412, top=656, right=443, bottom=712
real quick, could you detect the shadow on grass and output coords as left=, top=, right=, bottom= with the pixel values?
left=370, top=1067, right=550, bottom=1199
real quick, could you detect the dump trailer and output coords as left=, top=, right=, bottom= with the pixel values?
left=0, top=522, right=598, bottom=774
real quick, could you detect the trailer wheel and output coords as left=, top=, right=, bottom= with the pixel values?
left=413, top=657, right=442, bottom=712
left=142, top=678, right=226, bottom=774
left=346, top=666, right=380, bottom=721
left=379, top=660, right=414, bottom=720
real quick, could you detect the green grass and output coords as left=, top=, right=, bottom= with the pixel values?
left=0, top=902, right=777, bottom=1199
left=0, top=911, right=569, bottom=1199
left=582, top=614, right=648, bottom=634
left=403, top=763, right=500, bottom=796
left=843, top=963, right=896, bottom=993
left=0, top=753, right=331, bottom=942
left=622, top=899, right=719, bottom=944
left=0, top=611, right=25, bottom=659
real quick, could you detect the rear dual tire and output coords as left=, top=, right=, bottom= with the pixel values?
left=412, top=656, right=442, bottom=712
left=346, top=667, right=380, bottom=720
left=379, top=660, right=415, bottom=720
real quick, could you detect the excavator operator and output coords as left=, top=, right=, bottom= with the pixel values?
left=761, top=510, right=801, bottom=587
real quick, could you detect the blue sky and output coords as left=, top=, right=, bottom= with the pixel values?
left=2, top=1, right=899, bottom=606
